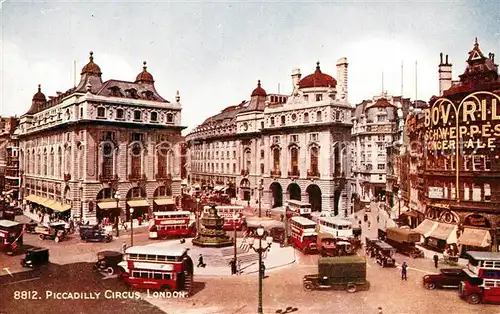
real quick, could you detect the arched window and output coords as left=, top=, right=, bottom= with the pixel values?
left=57, top=148, right=62, bottom=177
left=157, top=147, right=168, bottom=178
left=65, top=148, right=71, bottom=174
left=244, top=149, right=251, bottom=172
left=26, top=151, right=30, bottom=174
left=43, top=149, right=48, bottom=176
left=273, top=148, right=280, bottom=171
left=78, top=146, right=84, bottom=179
left=168, top=150, right=174, bottom=175
left=290, top=147, right=299, bottom=174
left=310, top=147, right=319, bottom=175
left=101, top=142, right=113, bottom=180
left=281, top=116, right=286, bottom=125
left=130, top=144, right=142, bottom=179
left=50, top=149, right=55, bottom=176
left=304, top=112, right=309, bottom=123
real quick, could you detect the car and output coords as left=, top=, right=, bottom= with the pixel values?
left=82, top=230, right=113, bottom=243
left=423, top=268, right=470, bottom=290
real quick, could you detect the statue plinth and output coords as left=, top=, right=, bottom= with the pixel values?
left=192, top=205, right=233, bottom=247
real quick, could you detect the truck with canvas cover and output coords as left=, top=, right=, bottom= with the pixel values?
left=316, top=233, right=354, bottom=257
left=303, top=256, right=367, bottom=293
left=385, top=227, right=424, bottom=258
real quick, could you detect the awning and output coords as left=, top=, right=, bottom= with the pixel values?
left=181, top=179, right=188, bottom=185
left=98, top=201, right=118, bottom=210
left=391, top=203, right=409, bottom=213
left=52, top=203, right=72, bottom=212
left=127, top=199, right=149, bottom=207
left=429, top=223, right=458, bottom=243
left=25, top=195, right=38, bottom=202
left=413, top=219, right=438, bottom=237
left=400, top=210, right=420, bottom=218
left=458, top=228, right=492, bottom=247
left=154, top=198, right=175, bottom=206
left=214, top=186, right=225, bottom=191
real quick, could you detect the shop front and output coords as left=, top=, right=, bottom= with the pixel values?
left=458, top=214, right=493, bottom=256
left=426, top=222, right=458, bottom=252
left=24, top=194, right=72, bottom=222
left=414, top=219, right=438, bottom=244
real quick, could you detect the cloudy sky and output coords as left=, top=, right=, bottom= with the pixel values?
left=0, top=0, right=499, bottom=132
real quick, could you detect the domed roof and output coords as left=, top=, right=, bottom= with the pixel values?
left=251, top=80, right=267, bottom=97
left=298, top=61, right=337, bottom=89
left=32, top=84, right=46, bottom=102
left=135, top=61, right=154, bottom=83
left=81, top=51, right=102, bottom=76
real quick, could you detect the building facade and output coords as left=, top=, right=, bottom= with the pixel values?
left=186, top=60, right=355, bottom=216
left=415, top=39, right=500, bottom=253
left=351, top=94, right=409, bottom=202
left=0, top=117, right=20, bottom=201
left=18, top=53, right=185, bottom=223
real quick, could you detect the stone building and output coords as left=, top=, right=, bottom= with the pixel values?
left=0, top=117, right=20, bottom=200
left=18, top=52, right=185, bottom=223
left=186, top=60, right=355, bottom=216
left=414, top=39, right=500, bottom=253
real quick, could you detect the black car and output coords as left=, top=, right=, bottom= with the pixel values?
left=78, top=224, right=101, bottom=239
left=423, top=268, right=470, bottom=290
left=93, top=250, right=124, bottom=275
left=21, top=247, right=49, bottom=268
left=82, top=230, right=112, bottom=242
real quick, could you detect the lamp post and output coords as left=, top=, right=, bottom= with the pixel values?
left=284, top=206, right=289, bottom=247
left=195, top=197, right=201, bottom=236
left=233, top=213, right=238, bottom=263
left=248, top=225, right=273, bottom=314
left=130, top=207, right=135, bottom=246
left=258, top=179, right=263, bottom=218
left=114, top=191, right=121, bottom=237
left=397, top=190, right=402, bottom=219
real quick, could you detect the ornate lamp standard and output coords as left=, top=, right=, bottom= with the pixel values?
left=233, top=213, right=238, bottom=263
left=130, top=207, right=135, bottom=246
left=195, top=197, right=201, bottom=236
left=258, top=180, right=263, bottom=218
left=248, top=225, right=273, bottom=314
left=114, top=191, right=121, bottom=237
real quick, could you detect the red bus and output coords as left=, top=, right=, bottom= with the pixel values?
left=203, top=206, right=246, bottom=230
left=148, top=211, right=195, bottom=239
left=286, top=200, right=312, bottom=219
left=289, top=216, right=317, bottom=253
left=0, top=220, right=23, bottom=255
left=119, top=246, right=194, bottom=295
left=460, top=251, right=500, bottom=304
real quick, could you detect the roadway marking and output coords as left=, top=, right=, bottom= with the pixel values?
left=3, top=277, right=40, bottom=285
left=3, top=268, right=13, bottom=277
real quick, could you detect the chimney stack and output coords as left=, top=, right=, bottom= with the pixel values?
left=291, top=68, right=301, bottom=91
left=438, top=53, right=452, bottom=96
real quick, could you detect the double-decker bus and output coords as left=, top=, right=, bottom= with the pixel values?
left=203, top=206, right=246, bottom=230
left=289, top=216, right=317, bottom=253
left=118, top=246, right=193, bottom=295
left=148, top=211, right=195, bottom=239
left=286, top=200, right=312, bottom=218
left=317, top=217, right=353, bottom=239
left=459, top=251, right=500, bottom=304
left=0, top=220, right=23, bottom=255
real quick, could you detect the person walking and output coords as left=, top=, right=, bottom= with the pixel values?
left=197, top=254, right=205, bottom=267
left=122, top=242, right=127, bottom=254
left=433, top=253, right=439, bottom=268
left=236, top=259, right=242, bottom=275
left=401, top=262, right=408, bottom=280
left=229, top=259, right=236, bottom=275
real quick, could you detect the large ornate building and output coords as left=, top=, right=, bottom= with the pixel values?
left=414, top=39, right=500, bottom=253
left=18, top=52, right=185, bottom=223
left=186, top=59, right=355, bottom=216
left=0, top=117, right=20, bottom=201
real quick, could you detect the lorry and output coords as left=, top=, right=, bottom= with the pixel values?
left=384, top=227, right=424, bottom=258
left=316, top=233, right=353, bottom=257
left=303, top=256, right=367, bottom=293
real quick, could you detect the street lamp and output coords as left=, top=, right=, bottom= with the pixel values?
left=130, top=207, right=135, bottom=246
left=397, top=190, right=402, bottom=219
left=258, top=179, right=263, bottom=218
left=248, top=225, right=273, bottom=314
left=284, top=206, right=289, bottom=247
left=195, top=197, right=201, bottom=236
left=114, top=191, right=121, bottom=237
left=233, top=213, right=238, bottom=263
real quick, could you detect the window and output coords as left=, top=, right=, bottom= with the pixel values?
left=260, top=150, right=264, bottom=159
left=304, top=95, right=309, bottom=102
left=233, top=163, right=236, bottom=173
left=472, top=184, right=481, bottom=201
left=316, top=111, right=322, bottom=122
left=473, top=156, right=482, bottom=171
left=310, top=147, right=319, bottom=174
left=134, top=110, right=142, bottom=121
left=131, top=133, right=143, bottom=142
left=290, top=147, right=299, bottom=173
left=101, top=143, right=114, bottom=180
left=166, top=113, right=174, bottom=123
left=157, top=147, right=169, bottom=178
left=463, top=183, right=470, bottom=201
left=484, top=156, right=491, bottom=170
left=378, top=144, right=384, bottom=150
left=377, top=135, right=384, bottom=141
left=260, top=121, right=264, bottom=129
left=484, top=183, right=491, bottom=201
left=377, top=116, right=386, bottom=122
left=310, top=133, right=319, bottom=142
left=97, top=107, right=106, bottom=118
left=450, top=183, right=456, bottom=199
left=272, top=136, right=280, bottom=144
left=377, top=164, right=385, bottom=170
left=281, top=116, right=286, bottom=125
left=378, top=174, right=383, bottom=180
left=116, top=108, right=124, bottom=119
left=151, top=112, right=158, bottom=122
left=260, top=163, right=264, bottom=174
left=304, top=112, right=309, bottom=123
left=444, top=185, right=449, bottom=199
left=273, top=148, right=280, bottom=171
left=316, top=94, right=323, bottom=102
left=80, top=107, right=84, bottom=118
left=290, top=134, right=299, bottom=143
left=270, top=117, right=275, bottom=126
left=130, top=144, right=142, bottom=179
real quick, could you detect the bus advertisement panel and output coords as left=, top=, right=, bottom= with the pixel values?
left=149, top=211, right=195, bottom=239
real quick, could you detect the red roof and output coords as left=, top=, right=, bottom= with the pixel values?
left=81, top=51, right=102, bottom=76
left=251, top=80, right=267, bottom=97
left=298, top=61, right=337, bottom=89
left=135, top=61, right=154, bottom=83
left=369, top=98, right=393, bottom=108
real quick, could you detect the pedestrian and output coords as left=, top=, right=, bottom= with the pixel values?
left=401, top=262, right=408, bottom=280
left=230, top=259, right=236, bottom=275
left=197, top=254, right=205, bottom=267
left=138, top=216, right=142, bottom=226
left=122, top=242, right=127, bottom=253
left=237, top=259, right=242, bottom=275
left=367, top=221, right=371, bottom=230
left=378, top=306, right=383, bottom=314
left=433, top=253, right=439, bottom=268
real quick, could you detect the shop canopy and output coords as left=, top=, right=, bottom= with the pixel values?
left=153, top=198, right=175, bottom=206
left=213, top=186, right=226, bottom=191
left=97, top=201, right=119, bottom=210
left=413, top=219, right=438, bottom=238
left=24, top=194, right=71, bottom=212
left=429, top=223, right=458, bottom=244
left=458, top=228, right=492, bottom=247
left=391, top=203, right=409, bottom=213
left=126, top=199, right=150, bottom=207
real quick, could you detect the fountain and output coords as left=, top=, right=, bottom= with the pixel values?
left=192, top=204, right=233, bottom=247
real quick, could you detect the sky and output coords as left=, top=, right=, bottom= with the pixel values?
left=0, top=0, right=499, bottom=133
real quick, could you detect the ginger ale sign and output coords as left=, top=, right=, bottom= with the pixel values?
left=423, top=91, right=500, bottom=154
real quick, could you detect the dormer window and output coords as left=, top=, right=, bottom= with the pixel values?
left=316, top=94, right=323, bottom=102
left=151, top=112, right=158, bottom=122
left=134, top=110, right=142, bottom=121
left=125, top=88, right=138, bottom=99
left=166, top=113, right=174, bottom=123
left=116, top=108, right=124, bottom=119
left=109, top=86, right=122, bottom=97
left=304, top=95, right=309, bottom=102
left=142, top=90, right=155, bottom=100
left=97, top=107, right=106, bottom=118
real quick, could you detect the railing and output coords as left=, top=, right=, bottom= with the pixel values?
left=99, top=174, right=118, bottom=182
left=288, top=170, right=300, bottom=178
left=128, top=172, right=146, bottom=181
left=270, top=170, right=281, bottom=177
left=307, top=170, right=320, bottom=179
